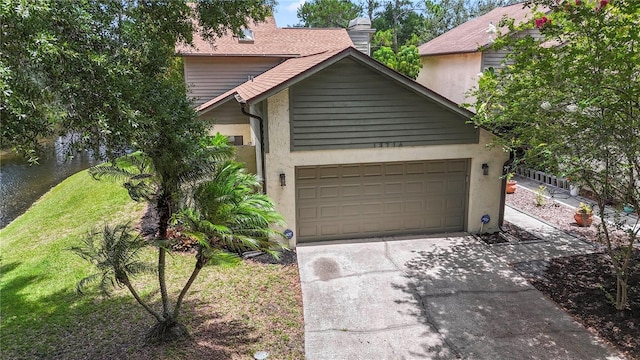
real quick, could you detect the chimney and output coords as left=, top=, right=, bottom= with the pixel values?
left=347, top=18, right=376, bottom=56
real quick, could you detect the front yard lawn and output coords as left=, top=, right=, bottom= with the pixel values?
left=0, top=170, right=304, bottom=359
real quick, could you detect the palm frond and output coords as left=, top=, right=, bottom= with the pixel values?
left=71, top=223, right=155, bottom=296
left=123, top=181, right=152, bottom=201
left=124, top=262, right=157, bottom=277
left=130, top=173, right=153, bottom=181
left=204, top=250, right=241, bottom=268
left=89, top=152, right=157, bottom=203
left=180, top=159, right=287, bottom=255
left=89, top=164, right=138, bottom=181
left=76, top=273, right=102, bottom=295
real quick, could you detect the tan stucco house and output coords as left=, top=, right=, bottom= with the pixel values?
left=177, top=17, right=507, bottom=247
left=416, top=2, right=540, bottom=105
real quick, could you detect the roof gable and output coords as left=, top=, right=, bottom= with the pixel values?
left=419, top=3, right=540, bottom=56
left=198, top=47, right=473, bottom=120
left=289, top=58, right=479, bottom=150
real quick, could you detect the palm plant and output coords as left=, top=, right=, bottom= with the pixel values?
left=172, top=160, right=286, bottom=323
left=80, top=136, right=285, bottom=342
left=71, top=224, right=161, bottom=322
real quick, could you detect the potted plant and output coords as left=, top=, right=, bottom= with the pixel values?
left=574, top=202, right=593, bottom=227
left=622, top=204, right=635, bottom=214
left=506, top=173, right=517, bottom=194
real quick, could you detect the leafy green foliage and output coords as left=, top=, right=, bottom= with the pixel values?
left=1, top=0, right=274, bottom=162
left=470, top=0, right=640, bottom=310
left=534, top=185, right=547, bottom=207
left=88, top=134, right=235, bottom=205
left=182, top=161, right=286, bottom=256
left=170, top=160, right=286, bottom=322
left=373, top=29, right=394, bottom=48
left=89, top=152, right=155, bottom=202
left=395, top=45, right=422, bottom=79
left=0, top=169, right=303, bottom=358
left=373, top=34, right=422, bottom=80
left=297, top=0, right=362, bottom=27
left=372, top=0, right=425, bottom=51
left=3, top=0, right=283, bottom=342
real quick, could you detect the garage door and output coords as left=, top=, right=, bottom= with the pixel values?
left=295, top=159, right=469, bottom=242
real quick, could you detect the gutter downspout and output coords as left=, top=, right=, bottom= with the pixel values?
left=240, top=103, right=267, bottom=194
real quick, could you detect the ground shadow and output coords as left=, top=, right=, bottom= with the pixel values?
left=513, top=250, right=640, bottom=359
left=2, top=271, right=259, bottom=360
left=390, top=236, right=620, bottom=359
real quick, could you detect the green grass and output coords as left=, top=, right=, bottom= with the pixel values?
left=0, top=170, right=304, bottom=359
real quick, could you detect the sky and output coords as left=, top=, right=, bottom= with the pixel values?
left=273, top=0, right=306, bottom=27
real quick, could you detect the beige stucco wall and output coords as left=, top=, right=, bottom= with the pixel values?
left=265, top=89, right=508, bottom=247
left=416, top=52, right=482, bottom=106
left=206, top=124, right=253, bottom=145
left=235, top=145, right=258, bottom=175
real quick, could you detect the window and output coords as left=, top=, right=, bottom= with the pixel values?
left=238, top=28, right=254, bottom=43
left=227, top=136, right=243, bottom=145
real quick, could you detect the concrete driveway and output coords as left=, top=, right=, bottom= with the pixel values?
left=297, top=234, right=623, bottom=360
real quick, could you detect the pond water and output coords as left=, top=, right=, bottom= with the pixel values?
left=0, top=137, right=99, bottom=228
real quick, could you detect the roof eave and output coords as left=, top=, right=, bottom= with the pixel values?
left=196, top=93, right=237, bottom=115
left=420, top=49, right=482, bottom=57
left=178, top=52, right=300, bottom=58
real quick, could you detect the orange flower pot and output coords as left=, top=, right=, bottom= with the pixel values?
left=506, top=180, right=517, bottom=194
left=574, top=212, right=593, bottom=227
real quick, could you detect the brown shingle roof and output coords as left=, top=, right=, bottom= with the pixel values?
left=419, top=3, right=539, bottom=56
left=177, top=16, right=353, bottom=57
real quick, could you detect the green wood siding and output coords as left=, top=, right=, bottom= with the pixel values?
left=290, top=58, right=478, bottom=151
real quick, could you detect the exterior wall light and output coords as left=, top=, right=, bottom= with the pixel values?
left=279, top=173, right=286, bottom=186
left=482, top=163, right=489, bottom=175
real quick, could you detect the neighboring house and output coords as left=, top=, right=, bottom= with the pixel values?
left=416, top=2, right=541, bottom=105
left=177, top=18, right=507, bottom=246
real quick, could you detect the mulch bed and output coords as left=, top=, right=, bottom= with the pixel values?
left=247, top=249, right=298, bottom=266
left=477, top=221, right=540, bottom=244
left=511, top=248, right=640, bottom=359
left=517, top=251, right=640, bottom=359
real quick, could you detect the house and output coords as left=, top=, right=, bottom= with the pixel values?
left=416, top=2, right=541, bottom=105
left=177, top=17, right=507, bottom=247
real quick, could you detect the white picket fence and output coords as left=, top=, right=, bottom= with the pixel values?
left=515, top=168, right=571, bottom=190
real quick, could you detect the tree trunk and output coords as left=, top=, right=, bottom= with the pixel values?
left=123, top=278, right=164, bottom=323
left=157, top=192, right=172, bottom=318
left=392, top=0, right=399, bottom=52
left=173, top=250, right=209, bottom=319
left=615, top=275, right=627, bottom=310
left=146, top=316, right=189, bottom=343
